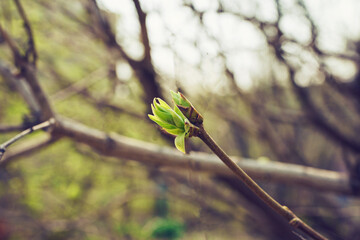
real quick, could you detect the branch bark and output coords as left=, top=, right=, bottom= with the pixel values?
left=197, top=126, right=326, bottom=240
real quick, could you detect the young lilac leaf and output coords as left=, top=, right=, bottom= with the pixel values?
left=155, top=101, right=174, bottom=116
left=171, top=91, right=203, bottom=126
left=170, top=90, right=181, bottom=104
left=171, top=110, right=184, bottom=128
left=174, top=132, right=186, bottom=153
left=156, top=98, right=172, bottom=110
left=153, top=99, right=169, bottom=112
left=178, top=92, right=191, bottom=107
left=148, top=115, right=177, bottom=129
left=163, top=128, right=185, bottom=136
left=171, top=92, right=189, bottom=109
left=174, top=104, right=186, bottom=119
left=171, top=90, right=191, bottom=108
left=152, top=104, right=174, bottom=125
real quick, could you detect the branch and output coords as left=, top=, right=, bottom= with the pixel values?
left=288, top=68, right=360, bottom=153
left=13, top=0, right=37, bottom=65
left=162, top=170, right=300, bottom=239
left=55, top=117, right=352, bottom=195
left=21, top=64, right=55, bottom=120
left=198, top=127, right=326, bottom=239
left=0, top=118, right=55, bottom=161
left=0, top=60, right=41, bottom=114
left=0, top=24, right=23, bottom=65
left=0, top=134, right=56, bottom=167
left=85, top=0, right=163, bottom=107
left=133, top=0, right=151, bottom=61
left=50, top=67, right=107, bottom=102
left=0, top=27, right=54, bottom=120
left=81, top=93, right=145, bottom=120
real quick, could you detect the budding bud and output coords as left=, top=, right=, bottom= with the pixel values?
left=148, top=92, right=201, bottom=153
left=170, top=91, right=203, bottom=126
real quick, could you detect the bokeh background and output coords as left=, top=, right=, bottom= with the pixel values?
left=1, top=0, right=360, bottom=239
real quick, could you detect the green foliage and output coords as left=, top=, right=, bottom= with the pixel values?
left=149, top=218, right=185, bottom=240
left=148, top=91, right=205, bottom=153
left=148, top=97, right=190, bottom=153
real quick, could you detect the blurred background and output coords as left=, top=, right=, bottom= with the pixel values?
left=0, top=0, right=360, bottom=239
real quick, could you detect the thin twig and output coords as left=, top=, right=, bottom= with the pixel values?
left=0, top=118, right=55, bottom=161
left=0, top=134, right=56, bottom=167
left=288, top=68, right=360, bottom=153
left=50, top=67, right=107, bottom=102
left=197, top=126, right=327, bottom=240
left=0, top=24, right=23, bottom=64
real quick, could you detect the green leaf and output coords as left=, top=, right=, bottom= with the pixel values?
left=155, top=102, right=174, bottom=115
left=152, top=104, right=174, bottom=125
left=170, top=90, right=181, bottom=104
left=174, top=105, right=186, bottom=119
left=174, top=132, right=186, bottom=153
left=148, top=115, right=176, bottom=129
left=163, top=128, right=185, bottom=135
left=155, top=98, right=172, bottom=110
left=171, top=110, right=184, bottom=128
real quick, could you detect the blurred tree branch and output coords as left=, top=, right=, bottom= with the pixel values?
left=0, top=118, right=55, bottom=161
left=13, top=0, right=37, bottom=65
left=84, top=0, right=162, bottom=109
left=0, top=134, right=56, bottom=167
left=54, top=116, right=352, bottom=195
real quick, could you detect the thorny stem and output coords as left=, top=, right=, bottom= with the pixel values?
left=197, top=126, right=327, bottom=240
left=0, top=118, right=55, bottom=161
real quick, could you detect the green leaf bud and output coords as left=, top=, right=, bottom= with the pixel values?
left=170, top=91, right=203, bottom=126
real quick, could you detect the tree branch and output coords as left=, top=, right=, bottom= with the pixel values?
left=85, top=0, right=163, bottom=109
left=0, top=118, right=55, bottom=161
left=288, top=68, right=360, bottom=153
left=133, top=0, right=151, bottom=61
left=0, top=27, right=54, bottom=121
left=196, top=126, right=326, bottom=240
left=55, top=117, right=352, bottom=195
left=0, top=134, right=56, bottom=167
left=13, top=0, right=37, bottom=65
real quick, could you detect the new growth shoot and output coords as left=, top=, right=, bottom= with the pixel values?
left=148, top=90, right=327, bottom=240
